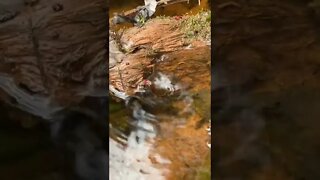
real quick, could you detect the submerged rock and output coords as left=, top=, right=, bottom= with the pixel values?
left=109, top=11, right=211, bottom=180
left=109, top=13, right=210, bottom=96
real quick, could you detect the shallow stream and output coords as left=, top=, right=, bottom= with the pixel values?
left=109, top=1, right=211, bottom=178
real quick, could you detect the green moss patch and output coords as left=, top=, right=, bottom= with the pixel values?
left=179, top=10, right=211, bottom=43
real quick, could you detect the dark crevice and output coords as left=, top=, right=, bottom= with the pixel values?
left=29, top=18, right=49, bottom=95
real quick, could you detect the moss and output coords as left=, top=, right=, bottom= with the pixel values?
left=109, top=102, right=123, bottom=113
left=109, top=106, right=130, bottom=133
left=154, top=15, right=168, bottom=19
left=153, top=9, right=211, bottom=43
left=145, top=47, right=159, bottom=57
left=195, top=152, right=211, bottom=180
left=178, top=10, right=211, bottom=43
left=192, top=89, right=211, bottom=126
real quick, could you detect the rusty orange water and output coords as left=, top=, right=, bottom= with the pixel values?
left=109, top=1, right=211, bottom=179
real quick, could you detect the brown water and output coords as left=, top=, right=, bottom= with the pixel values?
left=109, top=84, right=211, bottom=179
left=109, top=5, right=211, bottom=178
left=108, top=1, right=211, bottom=179
left=109, top=0, right=211, bottom=17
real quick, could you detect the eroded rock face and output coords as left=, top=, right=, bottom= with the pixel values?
left=0, top=1, right=108, bottom=179
left=0, top=0, right=107, bottom=119
left=109, top=18, right=190, bottom=95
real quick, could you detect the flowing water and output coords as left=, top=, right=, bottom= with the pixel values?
left=109, top=0, right=211, bottom=17
left=109, top=1, right=211, bottom=179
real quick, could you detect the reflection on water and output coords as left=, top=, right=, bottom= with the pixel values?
left=109, top=0, right=211, bottom=17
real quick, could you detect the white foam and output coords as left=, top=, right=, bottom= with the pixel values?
left=109, top=134, right=167, bottom=180
left=153, top=73, right=180, bottom=93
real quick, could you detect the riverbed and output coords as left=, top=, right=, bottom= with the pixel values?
left=109, top=1, right=211, bottom=179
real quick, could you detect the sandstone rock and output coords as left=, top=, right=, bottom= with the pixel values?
left=0, top=0, right=107, bottom=119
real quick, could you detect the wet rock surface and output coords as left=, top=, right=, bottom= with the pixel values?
left=214, top=0, right=320, bottom=179
left=109, top=17, right=207, bottom=95
left=0, top=0, right=107, bottom=119
left=0, top=0, right=108, bottom=180
left=109, top=18, right=185, bottom=94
